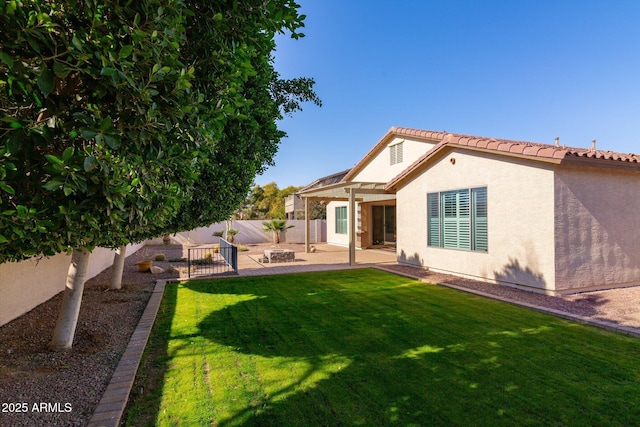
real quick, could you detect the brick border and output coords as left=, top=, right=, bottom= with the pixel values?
left=87, top=280, right=166, bottom=427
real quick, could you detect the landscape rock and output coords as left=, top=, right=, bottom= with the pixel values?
left=150, top=266, right=165, bottom=274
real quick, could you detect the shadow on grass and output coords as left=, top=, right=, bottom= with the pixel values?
left=128, top=270, right=640, bottom=426
left=122, top=283, right=178, bottom=427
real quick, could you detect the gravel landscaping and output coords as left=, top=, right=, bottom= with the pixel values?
left=1, top=244, right=639, bottom=426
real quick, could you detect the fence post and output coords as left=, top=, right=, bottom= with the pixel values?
left=187, top=248, right=192, bottom=279
left=231, top=245, right=238, bottom=271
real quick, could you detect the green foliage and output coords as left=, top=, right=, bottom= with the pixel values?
left=126, top=270, right=640, bottom=426
left=158, top=1, right=320, bottom=233
left=262, top=219, right=295, bottom=232
left=307, top=199, right=327, bottom=220
left=0, top=0, right=320, bottom=263
left=226, top=228, right=239, bottom=235
left=241, top=182, right=301, bottom=219
left=262, top=218, right=294, bottom=243
left=0, top=0, right=196, bottom=261
left=238, top=182, right=326, bottom=220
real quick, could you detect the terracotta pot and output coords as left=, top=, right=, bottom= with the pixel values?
left=137, top=260, right=152, bottom=272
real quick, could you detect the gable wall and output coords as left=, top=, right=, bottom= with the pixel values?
left=396, top=149, right=557, bottom=293
left=350, top=137, right=437, bottom=183
left=554, top=166, right=640, bottom=292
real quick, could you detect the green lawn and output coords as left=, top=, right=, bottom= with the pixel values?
left=125, top=269, right=640, bottom=426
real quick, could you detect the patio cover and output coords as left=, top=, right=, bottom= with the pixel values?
left=298, top=182, right=396, bottom=265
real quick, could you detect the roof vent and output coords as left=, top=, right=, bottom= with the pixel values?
left=591, top=139, right=596, bottom=152
left=554, top=137, right=559, bottom=147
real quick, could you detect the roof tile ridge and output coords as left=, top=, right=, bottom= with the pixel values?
left=392, top=126, right=449, bottom=140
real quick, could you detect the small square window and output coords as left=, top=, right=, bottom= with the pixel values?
left=390, top=142, right=403, bottom=165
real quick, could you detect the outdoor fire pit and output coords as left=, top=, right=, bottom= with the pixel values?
left=262, top=249, right=295, bottom=263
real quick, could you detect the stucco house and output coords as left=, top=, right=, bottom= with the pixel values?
left=299, top=126, right=640, bottom=295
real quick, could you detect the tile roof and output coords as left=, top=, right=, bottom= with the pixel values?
left=300, top=168, right=351, bottom=192
left=378, top=127, right=640, bottom=190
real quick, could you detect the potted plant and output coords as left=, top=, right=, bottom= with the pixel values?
left=136, top=247, right=153, bottom=272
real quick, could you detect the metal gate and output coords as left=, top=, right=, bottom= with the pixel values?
left=187, top=238, right=238, bottom=278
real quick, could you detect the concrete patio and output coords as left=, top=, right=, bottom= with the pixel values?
left=235, top=243, right=397, bottom=276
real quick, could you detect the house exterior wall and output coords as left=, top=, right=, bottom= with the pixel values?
left=350, top=137, right=437, bottom=182
left=553, top=165, right=640, bottom=292
left=284, top=194, right=305, bottom=220
left=396, top=149, right=557, bottom=293
left=327, top=201, right=349, bottom=246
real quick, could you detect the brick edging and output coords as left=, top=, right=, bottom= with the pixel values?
left=87, top=280, right=167, bottom=427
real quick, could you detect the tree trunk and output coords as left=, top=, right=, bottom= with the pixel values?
left=109, top=245, right=126, bottom=290
left=49, top=248, right=91, bottom=351
left=275, top=232, right=280, bottom=244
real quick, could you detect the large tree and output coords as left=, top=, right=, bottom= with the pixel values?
left=0, top=1, right=197, bottom=261
left=162, top=1, right=320, bottom=233
left=0, top=0, right=318, bottom=349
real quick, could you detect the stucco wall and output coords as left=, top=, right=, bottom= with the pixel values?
left=351, top=137, right=437, bottom=183
left=554, top=165, right=640, bottom=292
left=160, top=220, right=326, bottom=246
left=326, top=201, right=350, bottom=247
left=396, top=149, right=557, bottom=292
left=85, top=242, right=145, bottom=281
left=0, top=242, right=146, bottom=327
left=0, top=253, right=71, bottom=326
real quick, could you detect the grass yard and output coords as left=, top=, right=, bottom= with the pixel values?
left=125, top=269, right=640, bottom=426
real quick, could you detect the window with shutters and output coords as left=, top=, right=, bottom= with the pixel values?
left=335, top=206, right=347, bottom=234
left=389, top=142, right=403, bottom=165
left=427, top=187, right=487, bottom=252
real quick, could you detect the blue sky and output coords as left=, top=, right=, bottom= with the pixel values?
left=256, top=0, right=640, bottom=187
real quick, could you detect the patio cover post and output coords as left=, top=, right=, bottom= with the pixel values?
left=348, top=188, right=356, bottom=266
left=304, top=197, right=310, bottom=253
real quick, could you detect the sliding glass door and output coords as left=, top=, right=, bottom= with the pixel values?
left=372, top=205, right=396, bottom=246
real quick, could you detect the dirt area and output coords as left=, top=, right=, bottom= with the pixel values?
left=0, top=244, right=181, bottom=427
left=1, top=244, right=639, bottom=426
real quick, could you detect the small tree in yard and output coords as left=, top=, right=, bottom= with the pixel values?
left=262, top=220, right=294, bottom=244
left=0, top=0, right=319, bottom=350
